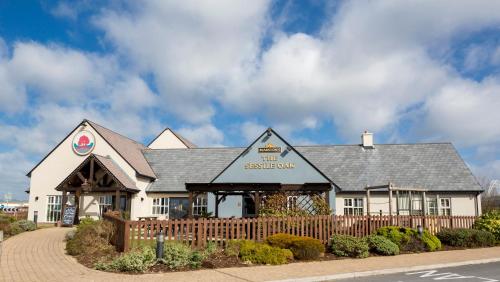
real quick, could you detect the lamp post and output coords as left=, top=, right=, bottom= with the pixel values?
left=156, top=229, right=164, bottom=259
left=33, top=211, right=38, bottom=228
left=417, top=225, right=423, bottom=236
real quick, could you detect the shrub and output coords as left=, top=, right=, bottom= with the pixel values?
left=239, top=240, right=293, bottom=265
left=376, top=226, right=441, bottom=252
left=266, top=233, right=325, bottom=260
left=474, top=211, right=500, bottom=241
left=437, top=228, right=496, bottom=248
left=225, top=240, right=244, bottom=257
left=97, top=246, right=156, bottom=272
left=8, top=220, right=36, bottom=235
left=66, top=219, right=115, bottom=258
left=330, top=235, right=369, bottom=258
left=366, top=235, right=399, bottom=256
left=161, top=241, right=193, bottom=269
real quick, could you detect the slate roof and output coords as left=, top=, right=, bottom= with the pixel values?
left=87, top=120, right=157, bottom=179
left=94, top=155, right=138, bottom=190
left=143, top=143, right=482, bottom=193
left=147, top=128, right=197, bottom=148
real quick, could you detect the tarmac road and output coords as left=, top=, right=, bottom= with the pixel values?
left=335, top=261, right=500, bottom=282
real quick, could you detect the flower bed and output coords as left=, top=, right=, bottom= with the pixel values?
left=0, top=212, right=36, bottom=239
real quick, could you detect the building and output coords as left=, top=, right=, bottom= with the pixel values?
left=26, top=119, right=482, bottom=223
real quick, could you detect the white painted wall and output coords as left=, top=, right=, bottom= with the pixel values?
left=148, top=129, right=188, bottom=149
left=28, top=121, right=146, bottom=223
left=335, top=192, right=479, bottom=216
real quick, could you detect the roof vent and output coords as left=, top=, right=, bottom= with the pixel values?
left=361, top=131, right=374, bottom=149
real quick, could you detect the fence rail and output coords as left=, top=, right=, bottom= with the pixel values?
left=103, top=214, right=477, bottom=252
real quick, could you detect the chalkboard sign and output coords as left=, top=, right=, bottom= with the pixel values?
left=62, top=206, right=76, bottom=226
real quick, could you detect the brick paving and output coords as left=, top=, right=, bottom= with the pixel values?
left=1, top=227, right=499, bottom=282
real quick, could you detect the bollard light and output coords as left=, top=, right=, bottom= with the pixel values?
left=33, top=211, right=38, bottom=228
left=417, top=225, right=423, bottom=236
left=156, top=230, right=164, bottom=259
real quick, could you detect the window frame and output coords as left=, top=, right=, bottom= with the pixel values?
left=344, top=197, right=364, bottom=215
left=152, top=197, right=169, bottom=216
left=46, top=195, right=62, bottom=223
left=440, top=198, right=451, bottom=216
left=98, top=195, right=113, bottom=216
left=192, top=193, right=208, bottom=217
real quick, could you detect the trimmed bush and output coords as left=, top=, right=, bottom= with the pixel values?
left=96, top=246, right=156, bottom=272
left=239, top=240, right=293, bottom=265
left=366, top=235, right=399, bottom=256
left=437, top=228, right=496, bottom=248
left=225, top=240, right=244, bottom=257
left=162, top=242, right=193, bottom=269
left=330, top=235, right=369, bottom=258
left=376, top=226, right=441, bottom=252
left=474, top=211, right=500, bottom=241
left=266, top=233, right=325, bottom=260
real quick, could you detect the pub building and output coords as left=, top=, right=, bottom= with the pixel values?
left=26, top=119, right=483, bottom=224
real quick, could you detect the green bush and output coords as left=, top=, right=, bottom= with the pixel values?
left=366, top=235, right=400, bottom=256
left=330, top=235, right=369, bottom=258
left=474, top=211, right=500, bottom=241
left=239, top=240, right=293, bottom=265
left=437, top=228, right=496, bottom=248
left=266, top=233, right=325, bottom=260
left=225, top=240, right=244, bottom=257
left=161, top=242, right=193, bottom=269
left=376, top=226, right=441, bottom=252
left=96, top=246, right=156, bottom=272
left=66, top=219, right=115, bottom=258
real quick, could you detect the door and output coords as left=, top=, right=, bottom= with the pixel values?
left=242, top=195, right=256, bottom=217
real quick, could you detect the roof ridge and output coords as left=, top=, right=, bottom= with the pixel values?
left=86, top=119, right=146, bottom=148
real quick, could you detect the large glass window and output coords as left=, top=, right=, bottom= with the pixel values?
left=46, top=195, right=62, bottom=222
left=344, top=198, right=364, bottom=215
left=440, top=198, right=451, bottom=216
left=99, top=195, right=113, bottom=216
left=169, top=198, right=189, bottom=219
left=152, top=197, right=169, bottom=215
left=427, top=197, right=438, bottom=215
left=193, top=194, right=208, bottom=217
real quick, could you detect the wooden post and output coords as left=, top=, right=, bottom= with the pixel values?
left=89, top=157, right=95, bottom=188
left=409, top=191, right=413, bottom=216
left=388, top=183, right=393, bottom=217
left=115, top=189, right=120, bottom=211
left=366, top=189, right=371, bottom=216
left=75, top=188, right=81, bottom=224
left=215, top=194, right=219, bottom=218
left=188, top=192, right=193, bottom=218
left=61, top=190, right=68, bottom=219
left=396, top=190, right=400, bottom=215
left=254, top=192, right=260, bottom=216
left=422, top=191, right=427, bottom=216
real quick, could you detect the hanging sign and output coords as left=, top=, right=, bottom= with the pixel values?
left=72, top=130, right=95, bottom=156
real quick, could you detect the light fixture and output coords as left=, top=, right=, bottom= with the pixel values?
left=35, top=196, right=39, bottom=201
left=417, top=225, right=423, bottom=236
left=141, top=197, right=144, bottom=202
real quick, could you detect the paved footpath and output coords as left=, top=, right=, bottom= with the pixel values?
left=1, top=228, right=500, bottom=282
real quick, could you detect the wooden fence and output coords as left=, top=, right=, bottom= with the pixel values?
left=103, top=214, right=477, bottom=252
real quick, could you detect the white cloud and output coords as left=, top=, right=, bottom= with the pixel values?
left=177, top=124, right=224, bottom=147
left=95, top=0, right=270, bottom=123
left=240, top=121, right=267, bottom=143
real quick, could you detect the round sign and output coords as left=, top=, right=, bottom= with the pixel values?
left=72, top=130, right=95, bottom=155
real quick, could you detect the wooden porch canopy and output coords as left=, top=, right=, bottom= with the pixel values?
left=186, top=182, right=331, bottom=218
left=365, top=182, right=429, bottom=216
left=55, top=154, right=140, bottom=221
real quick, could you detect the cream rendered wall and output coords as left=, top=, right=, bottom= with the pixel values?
left=335, top=192, right=479, bottom=216
left=28, top=122, right=144, bottom=223
left=148, top=130, right=188, bottom=149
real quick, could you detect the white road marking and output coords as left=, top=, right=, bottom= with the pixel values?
left=406, top=269, right=498, bottom=281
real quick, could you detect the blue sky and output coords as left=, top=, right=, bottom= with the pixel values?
left=1, top=0, right=500, bottom=200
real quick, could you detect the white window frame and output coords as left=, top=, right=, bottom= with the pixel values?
left=46, top=195, right=62, bottom=223
left=427, top=197, right=439, bottom=215
left=344, top=198, right=364, bottom=215
left=287, top=195, right=299, bottom=210
left=440, top=198, right=451, bottom=216
left=192, top=194, right=208, bottom=216
left=152, top=197, right=169, bottom=216
left=99, top=195, right=113, bottom=216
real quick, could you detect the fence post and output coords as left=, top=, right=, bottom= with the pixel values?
left=123, top=220, right=130, bottom=252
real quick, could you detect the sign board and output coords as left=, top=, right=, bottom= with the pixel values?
left=72, top=130, right=95, bottom=156
left=62, top=206, right=77, bottom=226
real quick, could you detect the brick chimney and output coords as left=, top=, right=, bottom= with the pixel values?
left=361, top=131, right=374, bottom=148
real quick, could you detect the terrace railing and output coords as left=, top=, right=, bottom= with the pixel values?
left=103, top=214, right=477, bottom=252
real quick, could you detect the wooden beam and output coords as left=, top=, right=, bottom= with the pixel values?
left=188, top=192, right=193, bottom=218
left=89, top=158, right=95, bottom=187
left=388, top=182, right=393, bottom=217
left=366, top=189, right=371, bottom=216
left=115, top=189, right=120, bottom=211
left=254, top=192, right=260, bottom=216
left=76, top=172, right=86, bottom=183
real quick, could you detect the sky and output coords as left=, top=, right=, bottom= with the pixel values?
left=1, top=0, right=500, bottom=200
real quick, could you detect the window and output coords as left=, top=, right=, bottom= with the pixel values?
left=193, top=194, right=208, bottom=217
left=440, top=198, right=451, bottom=216
left=427, top=197, right=438, bottom=215
left=344, top=198, right=363, bottom=215
left=46, top=195, right=62, bottom=222
left=99, top=195, right=113, bottom=216
left=287, top=196, right=299, bottom=210
left=152, top=197, right=169, bottom=215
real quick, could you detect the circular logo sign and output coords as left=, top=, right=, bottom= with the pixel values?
left=72, top=130, right=95, bottom=156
